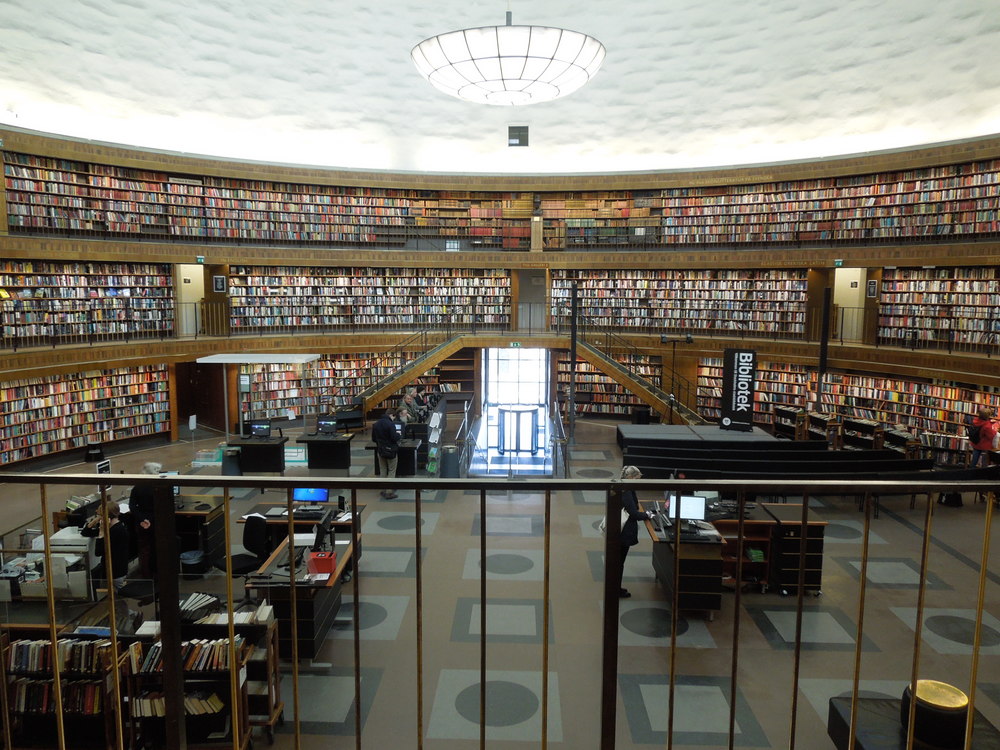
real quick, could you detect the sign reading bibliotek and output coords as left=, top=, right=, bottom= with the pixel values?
left=720, top=348, right=757, bottom=432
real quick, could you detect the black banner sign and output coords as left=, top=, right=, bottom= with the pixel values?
left=720, top=348, right=756, bottom=432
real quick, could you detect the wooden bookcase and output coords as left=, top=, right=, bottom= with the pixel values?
left=3, top=635, right=128, bottom=750
left=0, top=364, right=171, bottom=466
left=436, top=347, right=478, bottom=396
left=2, top=153, right=534, bottom=249
left=551, top=269, right=808, bottom=337
left=697, top=358, right=810, bottom=428
left=227, top=265, right=511, bottom=333
left=555, top=352, right=661, bottom=419
left=0, top=260, right=175, bottom=344
left=877, top=266, right=1000, bottom=350
left=130, top=636, right=251, bottom=750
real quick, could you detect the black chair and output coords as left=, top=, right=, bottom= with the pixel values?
left=214, top=515, right=269, bottom=607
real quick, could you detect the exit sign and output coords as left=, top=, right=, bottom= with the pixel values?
left=509, top=342, right=521, bottom=347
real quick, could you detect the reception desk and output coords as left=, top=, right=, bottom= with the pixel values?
left=247, top=536, right=355, bottom=659
left=296, top=433, right=354, bottom=471
left=644, top=507, right=722, bottom=618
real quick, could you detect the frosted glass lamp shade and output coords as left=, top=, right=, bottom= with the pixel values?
left=411, top=21, right=606, bottom=105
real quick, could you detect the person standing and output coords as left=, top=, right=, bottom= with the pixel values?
left=373, top=407, right=401, bottom=499
left=81, top=505, right=129, bottom=591
left=129, top=461, right=162, bottom=579
left=617, top=465, right=652, bottom=598
left=969, top=406, right=999, bottom=467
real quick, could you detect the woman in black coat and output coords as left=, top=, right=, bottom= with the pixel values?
left=618, top=465, right=650, bottom=598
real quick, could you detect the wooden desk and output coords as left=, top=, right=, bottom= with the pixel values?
left=0, top=598, right=128, bottom=639
left=227, top=436, right=289, bottom=474
left=241, top=503, right=364, bottom=551
left=643, top=506, right=722, bottom=618
left=175, top=494, right=226, bottom=561
left=296, top=433, right=354, bottom=471
left=246, top=536, right=354, bottom=660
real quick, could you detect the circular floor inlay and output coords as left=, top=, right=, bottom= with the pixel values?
left=925, top=615, right=1000, bottom=646
left=455, top=680, right=539, bottom=726
left=482, top=553, right=534, bottom=575
left=347, top=601, right=388, bottom=630
left=378, top=515, right=421, bottom=531
left=825, top=523, right=861, bottom=540
left=621, top=607, right=688, bottom=638
left=576, top=469, right=614, bottom=478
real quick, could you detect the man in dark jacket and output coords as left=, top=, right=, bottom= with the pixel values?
left=81, top=505, right=129, bottom=590
left=618, top=465, right=652, bottom=598
left=373, top=407, right=402, bottom=498
left=129, top=461, right=163, bottom=578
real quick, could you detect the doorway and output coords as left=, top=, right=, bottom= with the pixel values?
left=470, top=348, right=552, bottom=475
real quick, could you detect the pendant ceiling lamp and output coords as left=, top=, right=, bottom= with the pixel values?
left=411, top=12, right=606, bottom=106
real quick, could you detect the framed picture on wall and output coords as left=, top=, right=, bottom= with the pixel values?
left=212, top=275, right=227, bottom=293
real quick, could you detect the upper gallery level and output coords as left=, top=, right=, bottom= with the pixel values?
left=2, top=128, right=1000, bottom=260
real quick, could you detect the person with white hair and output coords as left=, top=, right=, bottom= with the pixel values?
left=617, top=465, right=651, bottom=598
left=129, top=461, right=163, bottom=579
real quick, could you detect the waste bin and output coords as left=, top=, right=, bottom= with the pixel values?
left=440, top=445, right=460, bottom=478
left=180, top=549, right=207, bottom=580
left=631, top=406, right=651, bottom=425
left=221, top=447, right=242, bottom=476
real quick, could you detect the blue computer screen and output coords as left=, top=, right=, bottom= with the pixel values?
left=292, top=487, right=330, bottom=503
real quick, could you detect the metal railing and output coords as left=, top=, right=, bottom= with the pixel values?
left=0, top=472, right=995, bottom=750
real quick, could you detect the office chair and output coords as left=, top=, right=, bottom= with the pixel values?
left=213, top=514, right=269, bottom=609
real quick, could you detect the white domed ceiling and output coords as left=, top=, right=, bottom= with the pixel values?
left=1, top=0, right=999, bottom=175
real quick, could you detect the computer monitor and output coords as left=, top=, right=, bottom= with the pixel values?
left=249, top=418, right=271, bottom=438
left=316, top=414, right=338, bottom=434
left=394, top=420, right=404, bottom=436
left=678, top=495, right=707, bottom=521
left=311, top=518, right=333, bottom=551
left=162, top=470, right=181, bottom=496
left=292, top=487, right=330, bottom=504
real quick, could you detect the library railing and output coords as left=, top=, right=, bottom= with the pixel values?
left=0, top=473, right=996, bottom=750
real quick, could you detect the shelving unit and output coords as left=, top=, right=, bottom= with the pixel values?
left=3, top=635, right=127, bottom=750
left=697, top=358, right=810, bottom=428
left=551, top=269, right=808, bottom=337
left=878, top=266, right=1000, bottom=350
left=130, top=636, right=250, bottom=750
left=0, top=364, right=171, bottom=466
left=840, top=416, right=884, bottom=450
left=555, top=352, right=661, bottom=419
left=0, top=260, right=174, bottom=344
left=714, top=510, right=774, bottom=593
left=436, top=347, right=478, bottom=396
left=227, top=265, right=510, bottom=333
left=239, top=352, right=441, bottom=421
left=764, top=504, right=826, bottom=597
left=2, top=152, right=533, bottom=248
left=805, top=412, right=841, bottom=443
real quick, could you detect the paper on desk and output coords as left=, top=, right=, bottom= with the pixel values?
left=240, top=512, right=267, bottom=520
left=309, top=573, right=331, bottom=582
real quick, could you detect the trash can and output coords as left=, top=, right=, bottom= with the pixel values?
left=180, top=549, right=207, bottom=580
left=440, top=445, right=460, bottom=478
left=631, top=406, right=651, bottom=425
left=221, top=447, right=242, bottom=476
